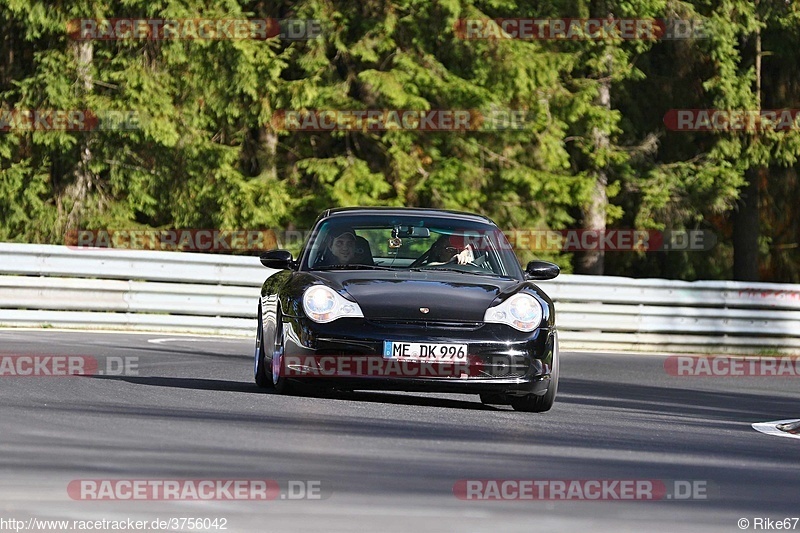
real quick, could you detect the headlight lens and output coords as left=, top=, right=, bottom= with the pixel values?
left=483, top=293, right=543, bottom=332
left=302, top=285, right=364, bottom=323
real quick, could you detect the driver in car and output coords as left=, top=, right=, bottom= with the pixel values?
left=426, top=235, right=473, bottom=265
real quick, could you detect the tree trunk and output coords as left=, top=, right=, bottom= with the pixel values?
left=732, top=22, right=762, bottom=281
left=733, top=168, right=761, bottom=281
left=576, top=52, right=611, bottom=276
left=65, top=40, right=94, bottom=234
left=258, top=127, right=278, bottom=180
left=578, top=170, right=608, bottom=275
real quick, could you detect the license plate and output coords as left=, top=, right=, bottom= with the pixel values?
left=383, top=341, right=467, bottom=362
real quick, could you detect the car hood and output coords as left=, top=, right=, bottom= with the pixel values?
left=310, top=270, right=520, bottom=321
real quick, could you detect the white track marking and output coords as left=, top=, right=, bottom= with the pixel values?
left=147, top=337, right=242, bottom=344
left=752, top=419, right=800, bottom=440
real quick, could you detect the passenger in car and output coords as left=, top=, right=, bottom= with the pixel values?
left=328, top=229, right=357, bottom=264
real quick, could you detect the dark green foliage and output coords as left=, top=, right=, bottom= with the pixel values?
left=1, top=0, right=799, bottom=280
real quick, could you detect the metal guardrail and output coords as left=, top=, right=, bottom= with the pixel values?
left=0, top=243, right=268, bottom=337
left=2, top=242, right=800, bottom=353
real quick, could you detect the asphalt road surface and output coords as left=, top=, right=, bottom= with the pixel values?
left=1, top=329, right=798, bottom=533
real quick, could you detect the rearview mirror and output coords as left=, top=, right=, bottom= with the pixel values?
left=260, top=250, right=295, bottom=270
left=525, top=260, right=560, bottom=280
left=393, top=225, right=430, bottom=238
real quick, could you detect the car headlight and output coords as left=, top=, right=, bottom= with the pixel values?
left=302, top=285, right=364, bottom=323
left=483, top=293, right=543, bottom=332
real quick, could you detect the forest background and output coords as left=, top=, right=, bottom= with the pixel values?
left=2, top=0, right=799, bottom=281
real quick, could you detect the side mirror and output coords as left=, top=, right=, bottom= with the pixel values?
left=260, top=250, right=295, bottom=270
left=525, top=260, right=560, bottom=280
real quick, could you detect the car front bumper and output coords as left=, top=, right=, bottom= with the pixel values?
left=278, top=315, right=557, bottom=396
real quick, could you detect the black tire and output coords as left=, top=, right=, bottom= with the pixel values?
left=271, top=309, right=298, bottom=395
left=511, top=343, right=559, bottom=413
left=254, top=308, right=272, bottom=389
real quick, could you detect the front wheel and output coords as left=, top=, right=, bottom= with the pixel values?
left=254, top=308, right=272, bottom=389
left=271, top=309, right=298, bottom=395
left=511, top=339, right=560, bottom=413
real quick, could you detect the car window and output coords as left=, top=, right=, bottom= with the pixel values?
left=302, top=215, right=522, bottom=279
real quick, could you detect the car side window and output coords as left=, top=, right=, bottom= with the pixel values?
left=307, top=229, right=329, bottom=267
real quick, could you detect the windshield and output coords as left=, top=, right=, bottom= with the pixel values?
left=300, top=214, right=524, bottom=279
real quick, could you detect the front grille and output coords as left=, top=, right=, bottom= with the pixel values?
left=366, top=319, right=483, bottom=332
left=469, top=360, right=529, bottom=379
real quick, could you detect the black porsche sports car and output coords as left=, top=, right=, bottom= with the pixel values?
left=254, top=207, right=561, bottom=412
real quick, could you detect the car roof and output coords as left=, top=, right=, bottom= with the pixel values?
left=318, top=207, right=496, bottom=225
